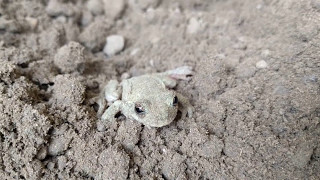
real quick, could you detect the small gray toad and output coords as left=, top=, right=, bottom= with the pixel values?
left=97, top=66, right=194, bottom=130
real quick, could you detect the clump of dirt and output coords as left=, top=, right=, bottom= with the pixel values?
left=0, top=0, right=319, bottom=179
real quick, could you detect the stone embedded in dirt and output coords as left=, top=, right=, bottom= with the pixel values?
left=256, top=60, right=268, bottom=69
left=87, top=0, right=104, bottom=15
left=54, top=41, right=86, bottom=73
left=79, top=17, right=112, bottom=52
left=103, top=35, right=125, bottom=56
left=52, top=75, right=85, bottom=106
left=103, top=0, right=126, bottom=20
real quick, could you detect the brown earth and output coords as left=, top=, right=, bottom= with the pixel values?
left=0, top=0, right=319, bottom=179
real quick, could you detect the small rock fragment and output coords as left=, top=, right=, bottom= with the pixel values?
left=25, top=17, right=38, bottom=29
left=36, top=146, right=48, bottom=160
left=103, top=35, right=125, bottom=56
left=87, top=0, right=104, bottom=15
left=54, top=41, right=86, bottom=73
left=256, top=60, right=268, bottom=69
left=47, top=162, right=55, bottom=170
left=103, top=0, right=126, bottom=20
left=187, top=17, right=205, bottom=34
left=130, top=48, right=140, bottom=56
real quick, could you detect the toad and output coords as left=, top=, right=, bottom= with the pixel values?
left=97, top=66, right=194, bottom=130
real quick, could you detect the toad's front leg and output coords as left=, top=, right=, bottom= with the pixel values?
left=97, top=100, right=124, bottom=131
left=97, top=80, right=122, bottom=117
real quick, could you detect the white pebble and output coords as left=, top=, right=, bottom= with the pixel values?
left=103, top=35, right=125, bottom=56
left=187, top=17, right=200, bottom=34
left=256, top=60, right=268, bottom=69
left=130, top=48, right=140, bottom=56
left=25, top=17, right=38, bottom=29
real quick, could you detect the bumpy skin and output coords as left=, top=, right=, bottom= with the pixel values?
left=97, top=66, right=194, bottom=130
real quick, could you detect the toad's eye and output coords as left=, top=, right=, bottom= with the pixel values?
left=173, top=96, right=178, bottom=106
left=135, top=104, right=145, bottom=114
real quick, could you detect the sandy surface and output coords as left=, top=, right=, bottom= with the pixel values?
left=0, top=0, right=319, bottom=179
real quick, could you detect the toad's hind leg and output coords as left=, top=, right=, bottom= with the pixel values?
left=163, top=66, right=193, bottom=80
left=154, top=66, right=193, bottom=88
left=97, top=80, right=122, bottom=117
left=97, top=100, right=123, bottom=131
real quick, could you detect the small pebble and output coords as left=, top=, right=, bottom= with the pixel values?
left=187, top=17, right=203, bottom=34
left=36, top=146, right=48, bottom=160
left=103, top=35, right=125, bottom=56
left=25, top=17, right=38, bottom=29
left=256, top=60, right=268, bottom=69
left=47, top=162, right=55, bottom=170
left=130, top=48, right=140, bottom=56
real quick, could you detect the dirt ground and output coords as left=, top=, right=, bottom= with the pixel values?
left=0, top=0, right=319, bottom=179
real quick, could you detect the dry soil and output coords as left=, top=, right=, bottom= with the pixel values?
left=0, top=0, right=319, bottom=179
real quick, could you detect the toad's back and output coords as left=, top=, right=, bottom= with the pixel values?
left=121, top=75, right=166, bottom=101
